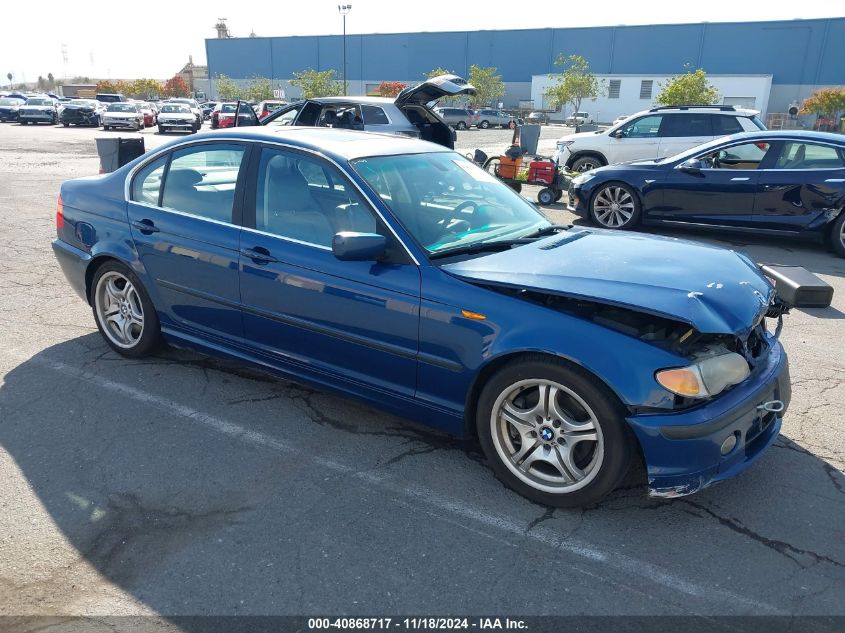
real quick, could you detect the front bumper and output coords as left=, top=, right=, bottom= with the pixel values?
left=628, top=339, right=790, bottom=497
left=104, top=119, right=140, bottom=129
left=0, top=109, right=20, bottom=121
left=20, top=112, right=55, bottom=122
left=567, top=183, right=588, bottom=215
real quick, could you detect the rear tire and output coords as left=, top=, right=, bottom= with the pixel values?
left=476, top=358, right=633, bottom=507
left=831, top=212, right=845, bottom=258
left=63, top=122, right=69, bottom=128
left=456, top=121, right=467, bottom=130
left=103, top=125, right=109, bottom=131
left=91, top=261, right=162, bottom=358
left=158, top=125, right=165, bottom=134
left=479, top=120, right=489, bottom=129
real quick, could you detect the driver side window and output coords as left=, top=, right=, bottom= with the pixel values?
left=621, top=115, right=663, bottom=138
left=698, top=142, right=770, bottom=170
left=264, top=105, right=301, bottom=127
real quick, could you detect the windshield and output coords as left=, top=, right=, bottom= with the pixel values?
left=220, top=104, right=236, bottom=113
left=351, top=152, right=549, bottom=254
left=26, top=98, right=51, bottom=105
left=161, top=105, right=189, bottom=113
left=108, top=104, right=136, bottom=112
left=70, top=100, right=96, bottom=106
left=0, top=98, right=19, bottom=105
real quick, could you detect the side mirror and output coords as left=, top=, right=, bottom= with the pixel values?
left=332, top=232, right=388, bottom=261
left=612, top=129, right=625, bottom=139
left=678, top=158, right=703, bottom=174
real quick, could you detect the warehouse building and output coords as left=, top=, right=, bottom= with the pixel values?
left=206, top=17, right=845, bottom=122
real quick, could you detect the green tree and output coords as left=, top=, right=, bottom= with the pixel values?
left=95, top=79, right=132, bottom=95
left=6, top=73, right=12, bottom=90
left=468, top=65, right=505, bottom=108
left=544, top=54, right=603, bottom=115
left=289, top=69, right=343, bottom=99
left=47, top=72, right=55, bottom=89
left=128, top=78, right=162, bottom=99
left=425, top=66, right=454, bottom=79
left=37, top=76, right=46, bottom=91
left=245, top=75, right=274, bottom=102
left=656, top=65, right=720, bottom=106
left=215, top=74, right=243, bottom=101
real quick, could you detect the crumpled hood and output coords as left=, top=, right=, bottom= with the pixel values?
left=442, top=228, right=774, bottom=336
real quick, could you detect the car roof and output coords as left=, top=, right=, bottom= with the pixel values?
left=721, top=130, right=845, bottom=144
left=311, top=96, right=395, bottom=105
left=631, top=106, right=760, bottom=117
left=189, top=127, right=452, bottom=160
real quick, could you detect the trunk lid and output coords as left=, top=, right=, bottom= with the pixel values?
left=442, top=228, right=774, bottom=336
left=395, top=74, right=477, bottom=107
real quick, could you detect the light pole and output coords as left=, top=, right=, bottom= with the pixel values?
left=338, top=4, right=351, bottom=96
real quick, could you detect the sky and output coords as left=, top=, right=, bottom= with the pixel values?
left=2, top=0, right=844, bottom=83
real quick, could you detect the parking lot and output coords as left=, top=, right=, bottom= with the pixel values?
left=0, top=121, right=844, bottom=624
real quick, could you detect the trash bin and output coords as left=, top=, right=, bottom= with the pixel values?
left=518, top=124, right=541, bottom=155
left=95, top=136, right=145, bottom=174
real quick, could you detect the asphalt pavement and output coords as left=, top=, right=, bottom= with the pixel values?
left=0, top=121, right=843, bottom=628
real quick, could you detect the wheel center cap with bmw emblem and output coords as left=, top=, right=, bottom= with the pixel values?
left=540, top=427, right=554, bottom=442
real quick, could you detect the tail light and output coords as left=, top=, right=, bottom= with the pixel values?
left=56, top=194, right=64, bottom=230
left=261, top=110, right=269, bottom=118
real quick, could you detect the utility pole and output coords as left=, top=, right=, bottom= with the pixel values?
left=338, top=4, right=351, bottom=96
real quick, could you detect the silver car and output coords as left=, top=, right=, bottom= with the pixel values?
left=433, top=107, right=477, bottom=130
left=475, top=109, right=515, bottom=129
left=250, top=74, right=478, bottom=150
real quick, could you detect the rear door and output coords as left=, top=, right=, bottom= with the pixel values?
left=127, top=142, right=249, bottom=342
left=658, top=140, right=775, bottom=227
left=754, top=140, right=845, bottom=232
left=657, top=113, right=715, bottom=159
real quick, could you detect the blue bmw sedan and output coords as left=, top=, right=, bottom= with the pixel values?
left=568, top=130, right=845, bottom=257
left=52, top=127, right=791, bottom=506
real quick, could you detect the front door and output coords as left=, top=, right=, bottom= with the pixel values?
left=238, top=145, right=421, bottom=397
left=657, top=140, right=775, bottom=227
left=127, top=142, right=248, bottom=342
left=755, top=140, right=845, bottom=232
left=610, top=114, right=664, bottom=163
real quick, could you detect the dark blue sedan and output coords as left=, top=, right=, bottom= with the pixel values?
left=52, top=127, right=791, bottom=506
left=568, top=130, right=845, bottom=257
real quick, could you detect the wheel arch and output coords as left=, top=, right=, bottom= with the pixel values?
left=84, top=250, right=147, bottom=305
left=588, top=179, right=645, bottom=217
left=462, top=350, right=625, bottom=439
left=566, top=151, right=607, bottom=170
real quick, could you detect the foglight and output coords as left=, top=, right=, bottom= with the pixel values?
left=656, top=353, right=750, bottom=399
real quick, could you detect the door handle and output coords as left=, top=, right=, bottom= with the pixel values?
left=131, top=219, right=160, bottom=233
left=240, top=247, right=279, bottom=264
left=730, top=177, right=750, bottom=181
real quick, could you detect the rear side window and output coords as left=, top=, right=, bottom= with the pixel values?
left=659, top=114, right=712, bottom=137
left=774, top=142, right=845, bottom=169
left=131, top=155, right=168, bottom=206
left=713, top=115, right=744, bottom=135
left=361, top=105, right=389, bottom=125
left=160, top=144, right=246, bottom=223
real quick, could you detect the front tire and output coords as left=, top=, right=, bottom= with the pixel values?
left=476, top=358, right=633, bottom=507
left=479, top=120, right=489, bottom=129
left=456, top=121, right=467, bottom=130
left=103, top=125, right=109, bottom=131
left=589, top=182, right=641, bottom=230
left=92, top=262, right=161, bottom=358
left=158, top=125, right=165, bottom=134
left=831, top=211, right=845, bottom=258
left=571, top=155, right=603, bottom=173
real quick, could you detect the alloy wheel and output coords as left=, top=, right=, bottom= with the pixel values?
left=491, top=379, right=604, bottom=494
left=593, top=186, right=635, bottom=228
left=94, top=271, right=145, bottom=349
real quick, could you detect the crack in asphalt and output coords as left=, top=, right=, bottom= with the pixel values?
left=681, top=500, right=844, bottom=570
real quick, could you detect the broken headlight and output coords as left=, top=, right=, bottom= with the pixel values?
left=655, top=353, right=750, bottom=399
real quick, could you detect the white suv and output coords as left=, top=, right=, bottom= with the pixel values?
left=554, top=106, right=766, bottom=172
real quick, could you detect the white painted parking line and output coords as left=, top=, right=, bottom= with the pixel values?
left=21, top=352, right=784, bottom=615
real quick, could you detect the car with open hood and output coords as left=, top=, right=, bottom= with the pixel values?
left=18, top=96, right=58, bottom=124
left=60, top=99, right=105, bottom=127
left=51, top=127, right=797, bottom=507
left=241, top=74, right=477, bottom=150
